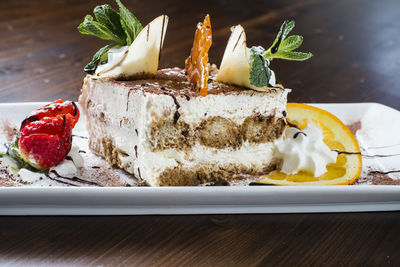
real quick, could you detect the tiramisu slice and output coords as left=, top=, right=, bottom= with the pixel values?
left=80, top=68, right=288, bottom=185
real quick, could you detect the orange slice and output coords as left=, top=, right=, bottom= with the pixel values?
left=258, top=103, right=362, bottom=185
left=185, top=15, right=212, bottom=97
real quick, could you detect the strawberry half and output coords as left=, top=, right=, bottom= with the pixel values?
left=20, top=99, right=79, bottom=130
left=10, top=100, right=80, bottom=170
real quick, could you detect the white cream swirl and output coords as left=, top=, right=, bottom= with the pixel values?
left=274, top=123, right=338, bottom=177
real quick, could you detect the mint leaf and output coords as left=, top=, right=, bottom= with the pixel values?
left=264, top=20, right=312, bottom=61
left=84, top=43, right=121, bottom=74
left=249, top=46, right=271, bottom=87
left=280, top=35, right=303, bottom=51
left=78, top=15, right=122, bottom=43
left=269, top=51, right=313, bottom=61
left=268, top=20, right=294, bottom=55
left=116, top=0, right=143, bottom=45
left=94, top=4, right=126, bottom=43
left=250, top=56, right=268, bottom=87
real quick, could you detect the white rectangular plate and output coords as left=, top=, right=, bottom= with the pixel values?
left=0, top=102, right=399, bottom=215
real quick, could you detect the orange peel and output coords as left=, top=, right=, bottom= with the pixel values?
left=185, top=15, right=212, bottom=97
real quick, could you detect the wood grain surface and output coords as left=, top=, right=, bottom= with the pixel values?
left=0, top=0, right=399, bottom=266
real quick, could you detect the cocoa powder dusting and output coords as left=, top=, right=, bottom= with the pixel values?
left=371, top=173, right=400, bottom=185
left=346, top=121, right=361, bottom=135
left=2, top=120, right=18, bottom=142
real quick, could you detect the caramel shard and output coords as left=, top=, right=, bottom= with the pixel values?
left=185, top=15, right=212, bottom=97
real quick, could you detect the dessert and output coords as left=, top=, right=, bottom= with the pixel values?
left=80, top=68, right=288, bottom=186
left=77, top=1, right=320, bottom=186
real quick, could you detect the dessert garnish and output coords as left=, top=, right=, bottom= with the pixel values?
left=217, top=21, right=312, bottom=91
left=78, top=0, right=168, bottom=79
left=2, top=100, right=80, bottom=171
left=78, top=0, right=143, bottom=73
left=274, top=122, right=338, bottom=177
left=185, top=15, right=212, bottom=97
left=258, top=103, right=362, bottom=185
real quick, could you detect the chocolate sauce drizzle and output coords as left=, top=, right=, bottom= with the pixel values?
left=233, top=30, right=244, bottom=51
left=249, top=182, right=275, bottom=186
left=126, top=88, right=134, bottom=112
left=71, top=101, right=78, bottom=116
left=333, top=150, right=400, bottom=158
left=173, top=111, right=181, bottom=124
left=287, top=122, right=300, bottom=130
left=45, top=174, right=78, bottom=186
left=49, top=170, right=103, bottom=187
left=160, top=86, right=181, bottom=124
left=20, top=115, right=38, bottom=130
left=293, top=131, right=307, bottom=139
left=146, top=23, right=150, bottom=41
left=271, top=21, right=287, bottom=54
left=72, top=134, right=88, bottom=139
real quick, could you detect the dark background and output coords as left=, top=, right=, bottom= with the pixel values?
left=1, top=0, right=400, bottom=109
left=0, top=0, right=399, bottom=265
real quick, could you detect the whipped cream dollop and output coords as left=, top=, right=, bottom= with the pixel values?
left=18, top=168, right=45, bottom=183
left=49, top=145, right=84, bottom=177
left=275, top=123, right=338, bottom=177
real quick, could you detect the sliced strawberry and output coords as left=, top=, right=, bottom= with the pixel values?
left=20, top=99, right=79, bottom=130
left=20, top=114, right=74, bottom=141
left=16, top=102, right=78, bottom=170
left=18, top=134, right=66, bottom=169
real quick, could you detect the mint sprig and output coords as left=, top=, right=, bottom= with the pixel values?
left=249, top=20, right=312, bottom=87
left=264, top=21, right=313, bottom=61
left=78, top=0, right=143, bottom=74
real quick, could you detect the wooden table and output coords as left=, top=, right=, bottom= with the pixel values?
left=0, top=0, right=399, bottom=265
